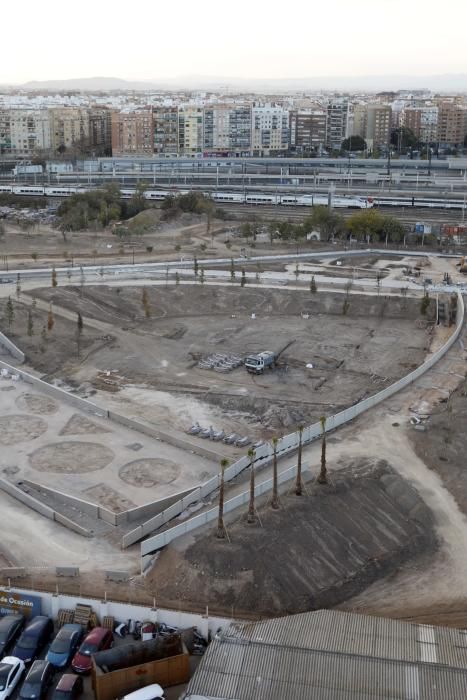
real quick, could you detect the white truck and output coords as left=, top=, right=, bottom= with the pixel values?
left=245, top=350, right=276, bottom=374
left=244, top=341, right=295, bottom=374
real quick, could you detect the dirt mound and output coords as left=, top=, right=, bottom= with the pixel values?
left=149, top=460, right=436, bottom=618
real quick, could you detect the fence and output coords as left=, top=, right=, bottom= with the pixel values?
left=4, top=587, right=232, bottom=640
left=137, top=292, right=465, bottom=557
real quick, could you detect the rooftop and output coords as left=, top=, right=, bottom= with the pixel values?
left=185, top=610, right=467, bottom=699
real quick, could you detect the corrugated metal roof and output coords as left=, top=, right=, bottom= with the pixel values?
left=185, top=611, right=467, bottom=699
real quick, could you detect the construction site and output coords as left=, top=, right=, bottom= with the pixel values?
left=0, top=244, right=466, bottom=626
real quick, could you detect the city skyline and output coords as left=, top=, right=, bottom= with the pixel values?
left=3, top=0, right=467, bottom=85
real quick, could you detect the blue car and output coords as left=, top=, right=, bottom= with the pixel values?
left=47, top=625, right=83, bottom=669
left=12, top=616, right=54, bottom=665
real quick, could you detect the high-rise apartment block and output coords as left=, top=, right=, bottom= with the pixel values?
left=326, top=100, right=351, bottom=151
left=289, top=110, right=327, bottom=154
left=153, top=107, right=178, bottom=155
left=437, top=102, right=467, bottom=147
left=251, top=105, right=289, bottom=156
left=111, top=109, right=154, bottom=155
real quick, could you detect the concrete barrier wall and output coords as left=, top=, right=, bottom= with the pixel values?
left=108, top=411, right=221, bottom=462
left=141, top=464, right=306, bottom=556
left=9, top=588, right=232, bottom=640
left=139, top=293, right=464, bottom=556
left=20, top=480, right=100, bottom=518
left=0, top=478, right=55, bottom=520
left=53, top=512, right=92, bottom=537
left=0, top=478, right=92, bottom=536
left=0, top=331, right=25, bottom=363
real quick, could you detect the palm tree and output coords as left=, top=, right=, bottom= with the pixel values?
left=216, top=458, right=229, bottom=539
left=295, top=425, right=304, bottom=496
left=271, top=437, right=279, bottom=509
left=247, top=448, right=256, bottom=523
left=317, top=416, right=328, bottom=484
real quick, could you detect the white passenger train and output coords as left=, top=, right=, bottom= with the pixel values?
left=0, top=184, right=465, bottom=209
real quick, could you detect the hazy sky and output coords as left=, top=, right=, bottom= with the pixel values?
left=3, top=0, right=467, bottom=82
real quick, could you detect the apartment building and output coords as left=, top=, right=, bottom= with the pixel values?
left=203, top=104, right=252, bottom=155
left=251, top=105, right=289, bottom=156
left=153, top=106, right=178, bottom=155
left=178, top=106, right=204, bottom=155
left=400, top=106, right=438, bottom=144
left=7, top=109, right=52, bottom=156
left=111, top=109, right=154, bottom=155
left=0, top=110, right=11, bottom=154
left=88, top=107, right=112, bottom=156
left=49, top=107, right=90, bottom=154
left=437, top=102, right=467, bottom=146
left=365, top=105, right=391, bottom=150
left=289, top=110, right=326, bottom=154
left=326, top=100, right=351, bottom=151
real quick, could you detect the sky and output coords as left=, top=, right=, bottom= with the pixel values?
left=2, top=0, right=467, bottom=83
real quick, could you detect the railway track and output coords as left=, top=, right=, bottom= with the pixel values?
left=217, top=204, right=466, bottom=225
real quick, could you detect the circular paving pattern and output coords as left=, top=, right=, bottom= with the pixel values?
left=119, top=459, right=181, bottom=487
left=0, top=415, right=48, bottom=445
left=29, top=441, right=114, bottom=473
left=16, top=393, right=59, bottom=415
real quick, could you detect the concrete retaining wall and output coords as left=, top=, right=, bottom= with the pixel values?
left=20, top=480, right=100, bottom=518
left=0, top=331, right=25, bottom=363
left=108, top=411, right=222, bottom=462
left=0, top=478, right=92, bottom=537
left=141, top=464, right=308, bottom=556
left=139, top=293, right=465, bottom=556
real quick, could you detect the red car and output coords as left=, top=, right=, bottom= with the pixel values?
left=71, top=627, right=113, bottom=674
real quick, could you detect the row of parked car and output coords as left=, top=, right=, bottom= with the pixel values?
left=0, top=613, right=114, bottom=699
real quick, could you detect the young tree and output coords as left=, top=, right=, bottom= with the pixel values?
left=310, top=275, right=317, bottom=293
left=193, top=255, right=199, bottom=277
left=230, top=258, right=236, bottom=282
left=5, top=296, right=14, bottom=328
left=74, top=311, right=83, bottom=356
left=99, top=266, right=104, bottom=278
left=216, top=458, right=229, bottom=539
left=295, top=425, right=304, bottom=496
left=27, top=309, right=34, bottom=337
left=420, top=291, right=430, bottom=315
left=199, top=267, right=205, bottom=285
left=294, top=263, right=300, bottom=281
left=142, top=287, right=151, bottom=318
left=401, top=286, right=408, bottom=309
left=175, top=271, right=180, bottom=286
left=241, top=269, right=246, bottom=287
left=247, top=448, right=256, bottom=524
left=271, top=437, right=280, bottom=509
left=47, top=305, right=54, bottom=332
left=40, top=325, right=47, bottom=352
left=51, top=266, right=58, bottom=288
left=16, top=273, right=21, bottom=298
left=317, top=416, right=328, bottom=484
left=79, top=266, right=85, bottom=296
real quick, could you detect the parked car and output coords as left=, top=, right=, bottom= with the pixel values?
left=121, top=685, right=165, bottom=700
left=71, top=627, right=113, bottom=674
left=47, top=625, right=83, bottom=669
left=0, top=615, right=25, bottom=657
left=0, top=656, right=25, bottom=699
left=12, top=617, right=54, bottom=664
left=51, top=673, right=83, bottom=699
left=19, top=659, right=54, bottom=700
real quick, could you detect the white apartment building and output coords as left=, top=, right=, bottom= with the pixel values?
left=178, top=106, right=204, bottom=155
left=8, top=109, right=52, bottom=156
left=251, top=105, right=289, bottom=155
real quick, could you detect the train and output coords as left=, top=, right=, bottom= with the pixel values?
left=0, top=183, right=466, bottom=210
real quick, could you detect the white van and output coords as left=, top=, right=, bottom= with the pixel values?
left=121, top=684, right=165, bottom=700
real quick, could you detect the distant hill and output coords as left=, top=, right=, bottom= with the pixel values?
left=16, top=73, right=467, bottom=93
left=21, top=76, right=158, bottom=91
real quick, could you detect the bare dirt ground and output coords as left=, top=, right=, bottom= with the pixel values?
left=146, top=460, right=435, bottom=619
left=25, top=285, right=431, bottom=449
